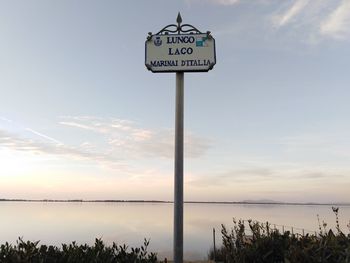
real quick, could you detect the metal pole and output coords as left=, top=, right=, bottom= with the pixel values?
left=213, top=228, right=216, bottom=262
left=174, top=71, right=184, bottom=263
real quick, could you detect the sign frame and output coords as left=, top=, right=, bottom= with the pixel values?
left=145, top=20, right=216, bottom=73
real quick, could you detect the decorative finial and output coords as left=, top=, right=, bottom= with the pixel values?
left=177, top=12, right=182, bottom=25
left=176, top=12, right=182, bottom=33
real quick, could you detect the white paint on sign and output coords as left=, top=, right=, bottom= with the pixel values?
left=145, top=33, right=216, bottom=72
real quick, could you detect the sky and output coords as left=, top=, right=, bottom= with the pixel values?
left=1, top=0, right=350, bottom=203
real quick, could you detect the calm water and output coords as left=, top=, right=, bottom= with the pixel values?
left=1, top=202, right=349, bottom=260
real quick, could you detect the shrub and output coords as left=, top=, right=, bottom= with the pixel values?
left=209, top=208, right=350, bottom=263
left=0, top=238, right=157, bottom=263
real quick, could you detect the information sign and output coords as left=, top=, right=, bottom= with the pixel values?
left=145, top=33, right=216, bottom=72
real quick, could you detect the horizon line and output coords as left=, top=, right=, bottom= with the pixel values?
left=0, top=198, right=349, bottom=206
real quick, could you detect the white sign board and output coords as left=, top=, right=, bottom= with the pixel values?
left=145, top=33, right=216, bottom=72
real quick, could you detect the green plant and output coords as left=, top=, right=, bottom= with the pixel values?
left=210, top=208, right=350, bottom=263
left=0, top=238, right=157, bottom=263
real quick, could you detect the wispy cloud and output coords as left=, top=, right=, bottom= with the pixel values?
left=0, top=116, right=211, bottom=172
left=189, top=165, right=348, bottom=189
left=211, top=0, right=239, bottom=5
left=278, top=133, right=350, bottom=159
left=0, top=129, right=126, bottom=170
left=270, top=0, right=350, bottom=41
left=320, top=0, right=350, bottom=39
left=59, top=116, right=134, bottom=134
left=25, top=128, right=63, bottom=145
left=211, top=0, right=350, bottom=43
left=59, top=116, right=211, bottom=159
left=189, top=167, right=274, bottom=187
left=0, top=117, right=13, bottom=123
left=185, top=0, right=239, bottom=6
left=273, top=0, right=310, bottom=27
left=1, top=117, right=63, bottom=145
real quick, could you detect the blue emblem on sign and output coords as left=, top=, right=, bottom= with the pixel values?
left=154, top=36, right=162, bottom=46
left=196, top=36, right=208, bottom=47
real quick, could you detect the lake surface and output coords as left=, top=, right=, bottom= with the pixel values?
left=0, top=202, right=349, bottom=260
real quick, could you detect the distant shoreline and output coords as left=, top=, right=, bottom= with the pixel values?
left=0, top=199, right=349, bottom=206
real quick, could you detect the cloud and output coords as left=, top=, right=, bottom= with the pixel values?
left=278, top=133, right=350, bottom=159
left=273, top=0, right=310, bottom=27
left=189, top=167, right=274, bottom=187
left=0, top=116, right=211, bottom=172
left=0, top=117, right=13, bottom=123
left=279, top=133, right=335, bottom=148
left=112, top=130, right=211, bottom=159
left=186, top=163, right=350, bottom=203
left=1, top=117, right=62, bottom=145
left=185, top=0, right=239, bottom=6
left=189, top=163, right=349, bottom=189
left=59, top=116, right=211, bottom=159
left=320, top=0, right=350, bottom=39
left=25, top=128, right=63, bottom=145
left=200, top=0, right=350, bottom=42
left=211, top=0, right=239, bottom=5
left=59, top=116, right=134, bottom=134
left=268, top=0, right=350, bottom=42
left=0, top=129, right=126, bottom=171
left=197, top=0, right=350, bottom=43
left=299, top=172, right=336, bottom=179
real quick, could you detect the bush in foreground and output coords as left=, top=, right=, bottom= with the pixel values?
left=210, top=207, right=350, bottom=263
left=0, top=238, right=157, bottom=263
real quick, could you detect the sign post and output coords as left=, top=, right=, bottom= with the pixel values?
left=174, top=70, right=184, bottom=262
left=145, top=13, right=216, bottom=263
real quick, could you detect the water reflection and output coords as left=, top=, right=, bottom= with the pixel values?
left=0, top=202, right=349, bottom=260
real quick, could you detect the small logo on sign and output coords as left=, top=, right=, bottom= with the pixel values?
left=154, top=36, right=162, bottom=47
left=196, top=37, right=208, bottom=47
